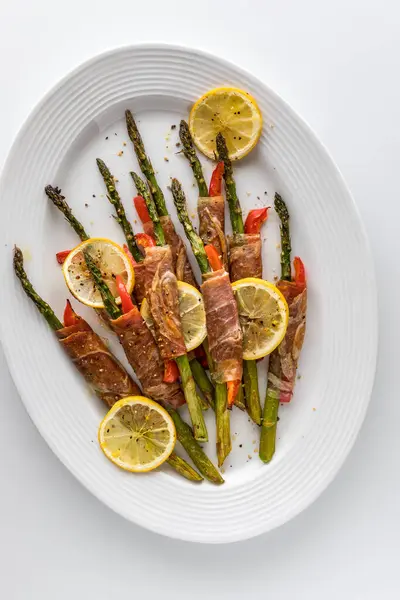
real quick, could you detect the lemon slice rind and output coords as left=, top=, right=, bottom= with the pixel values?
left=98, top=396, right=176, bottom=473
left=232, top=277, right=289, bottom=360
left=62, top=237, right=134, bottom=309
left=189, top=86, right=263, bottom=161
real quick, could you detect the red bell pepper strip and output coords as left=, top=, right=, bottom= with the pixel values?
left=293, top=256, right=306, bottom=290
left=244, top=207, right=269, bottom=234
left=204, top=244, right=223, bottom=271
left=56, top=250, right=71, bottom=265
left=227, top=380, right=240, bottom=408
left=63, top=299, right=79, bottom=327
left=209, top=162, right=224, bottom=197
left=134, top=195, right=152, bottom=225
left=163, top=360, right=180, bottom=383
left=116, top=275, right=135, bottom=314
left=123, top=244, right=137, bottom=267
left=135, top=233, right=156, bottom=249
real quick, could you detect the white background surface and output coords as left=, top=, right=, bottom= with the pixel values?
left=0, top=0, right=398, bottom=598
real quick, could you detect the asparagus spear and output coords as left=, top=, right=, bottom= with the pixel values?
left=216, top=133, right=262, bottom=425
left=83, top=250, right=122, bottom=319
left=131, top=172, right=166, bottom=246
left=131, top=171, right=214, bottom=410
left=275, top=193, right=292, bottom=281
left=125, top=110, right=168, bottom=217
left=167, top=407, right=224, bottom=484
left=189, top=357, right=215, bottom=410
left=166, top=452, right=203, bottom=482
left=13, top=246, right=201, bottom=482
left=13, top=246, right=63, bottom=330
left=179, top=120, right=208, bottom=196
left=96, top=159, right=143, bottom=262
left=171, top=178, right=231, bottom=466
left=174, top=353, right=208, bottom=442
left=259, top=194, right=292, bottom=462
left=45, top=186, right=89, bottom=242
left=216, top=132, right=244, bottom=234
left=170, top=179, right=211, bottom=274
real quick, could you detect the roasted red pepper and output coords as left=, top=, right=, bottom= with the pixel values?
left=227, top=380, right=241, bottom=408
left=293, top=256, right=306, bottom=290
left=123, top=244, right=137, bottom=267
left=135, top=233, right=156, bottom=249
left=63, top=299, right=79, bottom=327
left=56, top=250, right=71, bottom=265
left=134, top=196, right=151, bottom=225
left=163, top=360, right=179, bottom=383
left=205, top=244, right=223, bottom=271
left=244, top=208, right=269, bottom=234
left=209, top=162, right=224, bottom=197
left=116, top=275, right=135, bottom=314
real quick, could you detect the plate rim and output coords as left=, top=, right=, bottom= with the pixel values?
left=0, top=42, right=378, bottom=543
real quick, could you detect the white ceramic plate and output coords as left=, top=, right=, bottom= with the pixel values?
left=0, top=44, right=377, bottom=543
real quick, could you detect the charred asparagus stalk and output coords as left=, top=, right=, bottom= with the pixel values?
left=216, top=133, right=262, bottom=425
left=216, top=132, right=244, bottom=234
left=259, top=194, right=292, bottom=463
left=96, top=159, right=143, bottom=262
left=167, top=407, right=223, bottom=484
left=13, top=246, right=63, bottom=330
left=275, top=193, right=292, bottom=281
left=171, top=178, right=232, bottom=466
left=166, top=453, right=203, bottom=482
left=45, top=186, right=89, bottom=242
left=131, top=171, right=214, bottom=410
left=179, top=120, right=208, bottom=196
left=125, top=110, right=168, bottom=217
left=170, top=180, right=211, bottom=274
left=13, top=246, right=201, bottom=482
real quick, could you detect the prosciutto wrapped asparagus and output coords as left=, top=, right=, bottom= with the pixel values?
left=110, top=307, right=184, bottom=409
left=57, top=308, right=140, bottom=407
left=259, top=194, right=307, bottom=463
left=217, top=133, right=269, bottom=425
left=172, top=178, right=245, bottom=465
left=125, top=110, right=197, bottom=287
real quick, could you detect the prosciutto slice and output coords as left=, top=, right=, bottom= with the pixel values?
left=57, top=318, right=140, bottom=407
left=228, top=233, right=262, bottom=281
left=159, top=215, right=198, bottom=287
left=111, top=307, right=185, bottom=408
left=267, top=280, right=307, bottom=403
left=201, top=269, right=243, bottom=384
left=144, top=246, right=186, bottom=360
left=198, top=195, right=227, bottom=268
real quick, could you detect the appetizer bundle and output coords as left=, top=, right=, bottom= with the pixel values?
left=14, top=86, right=307, bottom=482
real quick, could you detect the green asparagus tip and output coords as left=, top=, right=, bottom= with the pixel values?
left=96, top=157, right=107, bottom=174
left=274, top=193, right=289, bottom=224
left=44, top=185, right=66, bottom=209
left=13, top=245, right=24, bottom=277
left=216, top=132, right=232, bottom=177
left=13, top=245, right=63, bottom=330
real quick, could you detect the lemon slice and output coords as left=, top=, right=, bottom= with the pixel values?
left=98, top=396, right=176, bottom=473
left=232, top=277, right=289, bottom=360
left=140, top=281, right=207, bottom=352
left=63, top=238, right=134, bottom=309
left=189, top=86, right=262, bottom=160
